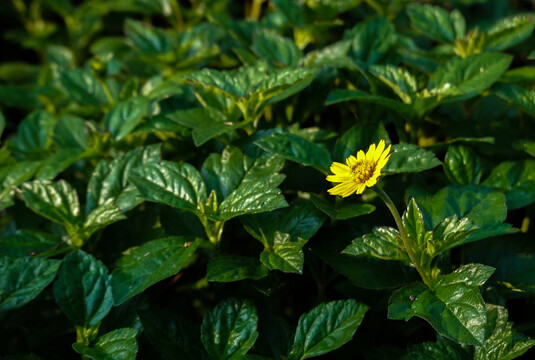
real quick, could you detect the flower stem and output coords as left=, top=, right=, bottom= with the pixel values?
left=373, top=186, right=432, bottom=287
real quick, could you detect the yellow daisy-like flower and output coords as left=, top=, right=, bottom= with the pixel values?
left=327, top=140, right=391, bottom=197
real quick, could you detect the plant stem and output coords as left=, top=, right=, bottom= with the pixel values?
left=373, top=186, right=432, bottom=287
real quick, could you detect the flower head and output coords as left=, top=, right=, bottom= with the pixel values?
left=327, top=140, right=391, bottom=197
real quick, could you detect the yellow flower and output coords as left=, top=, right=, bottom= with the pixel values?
left=327, top=140, right=391, bottom=197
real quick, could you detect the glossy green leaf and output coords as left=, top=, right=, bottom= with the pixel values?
left=11, top=111, right=56, bottom=156
left=35, top=148, right=84, bottom=180
left=86, top=145, right=161, bottom=213
left=254, top=132, right=331, bottom=172
left=260, top=234, right=304, bottom=274
left=333, top=122, right=390, bottom=163
left=349, top=16, right=395, bottom=65
left=443, top=145, right=482, bottom=185
left=201, top=298, right=259, bottom=360
left=310, top=194, right=376, bottom=220
left=59, top=68, right=109, bottom=106
left=252, top=29, right=302, bottom=67
left=403, top=199, right=432, bottom=245
left=52, top=115, right=88, bottom=149
left=124, top=19, right=171, bottom=54
left=83, top=199, right=126, bottom=238
left=486, top=14, right=535, bottom=51
left=53, top=250, right=113, bottom=326
left=0, top=256, right=60, bottom=311
left=0, top=160, right=42, bottom=209
left=431, top=215, right=478, bottom=253
left=21, top=180, right=82, bottom=227
left=402, top=336, right=470, bottom=360
left=482, top=160, right=535, bottom=210
left=382, top=144, right=441, bottom=174
left=103, top=97, right=149, bottom=140
left=207, top=255, right=268, bottom=282
left=110, top=237, right=199, bottom=305
left=129, top=161, right=207, bottom=214
left=288, top=299, right=369, bottom=360
left=474, top=304, right=535, bottom=360
left=407, top=4, right=462, bottom=43
left=427, top=53, right=512, bottom=97
left=495, top=83, right=535, bottom=118
left=501, top=66, right=535, bottom=84
left=342, top=226, right=407, bottom=261
left=73, top=328, right=138, bottom=360
left=388, top=264, right=495, bottom=345
left=0, top=230, right=62, bottom=258
left=369, top=65, right=418, bottom=104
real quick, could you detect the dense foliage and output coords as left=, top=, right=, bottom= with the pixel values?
left=1, top=0, right=535, bottom=359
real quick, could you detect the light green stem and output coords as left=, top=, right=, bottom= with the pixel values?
left=374, top=186, right=432, bottom=287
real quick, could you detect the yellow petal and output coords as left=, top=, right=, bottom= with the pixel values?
left=356, top=183, right=367, bottom=194
left=366, top=143, right=376, bottom=161
left=374, top=140, right=386, bottom=162
left=346, top=155, right=357, bottom=167
left=328, top=181, right=359, bottom=197
left=357, top=150, right=365, bottom=161
left=330, top=162, right=350, bottom=175
left=326, top=173, right=351, bottom=182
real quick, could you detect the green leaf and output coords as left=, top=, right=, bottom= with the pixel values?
left=103, top=97, right=149, bottom=140
left=83, top=199, right=127, bottom=238
left=87, top=145, right=161, bottom=213
left=349, top=16, right=395, bottom=66
left=201, top=298, right=259, bottom=360
left=252, top=29, right=302, bottom=67
left=402, top=336, right=470, bottom=360
left=343, top=226, right=404, bottom=260
left=333, top=122, right=390, bottom=163
left=501, top=66, right=535, bottom=84
left=21, top=180, right=82, bottom=227
left=129, top=161, right=207, bottom=214
left=35, top=148, right=85, bottom=180
left=53, top=250, right=113, bottom=327
left=73, top=328, right=138, bottom=360
left=416, top=185, right=517, bottom=243
left=207, top=255, right=268, bottom=282
left=485, top=14, right=535, bottom=51
left=11, top=111, right=56, bottom=157
left=288, top=299, right=369, bottom=360
left=482, top=160, right=535, bottom=210
left=427, top=53, right=512, bottom=97
left=403, top=199, right=432, bottom=245
left=407, top=4, right=462, bottom=43
left=369, top=65, right=418, bottom=104
left=0, top=256, right=60, bottom=311
left=165, top=107, right=242, bottom=146
left=52, top=115, right=88, bottom=149
left=254, top=132, right=331, bottom=172
left=124, top=19, right=171, bottom=54
left=59, top=68, right=109, bottom=106
left=444, top=145, right=482, bottom=185
left=310, top=194, right=376, bottom=220
left=431, top=215, right=478, bottom=253
left=0, top=230, right=62, bottom=258
left=0, top=160, right=42, bottom=209
left=260, top=234, right=304, bottom=274
left=110, top=237, right=199, bottom=305
left=388, top=264, right=495, bottom=345
left=474, top=304, right=535, bottom=360
left=495, top=83, right=535, bottom=118
left=382, top=144, right=441, bottom=174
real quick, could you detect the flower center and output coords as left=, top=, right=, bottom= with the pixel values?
left=350, top=160, right=375, bottom=183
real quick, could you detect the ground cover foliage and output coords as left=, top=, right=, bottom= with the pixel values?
left=1, top=0, right=535, bottom=358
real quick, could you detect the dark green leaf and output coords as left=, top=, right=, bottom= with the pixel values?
left=342, top=226, right=406, bottom=261
left=402, top=336, right=470, bottom=360
left=369, top=65, right=418, bottom=103
left=349, top=16, right=395, bottom=65
left=201, top=298, right=259, bottom=360
left=403, top=199, right=432, bottom=245
left=253, top=29, right=302, bottom=67
left=254, top=132, right=331, bottom=172
left=21, top=180, right=82, bottom=227
left=52, top=115, right=88, bottom=149
left=124, top=19, right=171, bottom=54
left=443, top=145, right=482, bottom=185
left=495, top=83, right=535, bottom=118
left=333, top=122, right=390, bottom=163
left=129, top=161, right=207, bottom=214
left=103, top=97, right=149, bottom=140
left=388, top=264, right=495, bottom=345
left=53, top=250, right=113, bottom=326
left=288, top=299, right=369, bottom=360
left=87, top=145, right=161, bottom=213
left=110, top=237, right=199, bottom=305
left=35, top=148, right=84, bottom=180
left=73, top=328, right=138, bottom=360
left=407, top=4, right=461, bottom=43
left=59, top=68, right=109, bottom=106
left=207, top=255, right=268, bottom=282
left=310, top=194, right=376, bottom=220
left=83, top=199, right=127, bottom=238
left=0, top=256, right=60, bottom=311
left=482, top=160, right=535, bottom=210
left=260, top=234, right=304, bottom=274
left=11, top=111, right=56, bottom=156
left=382, top=144, right=441, bottom=174
left=474, top=304, right=535, bottom=360
left=427, top=53, right=512, bottom=97
left=486, top=14, right=535, bottom=51
left=0, top=230, right=62, bottom=258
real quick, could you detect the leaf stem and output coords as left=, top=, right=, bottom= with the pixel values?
left=373, top=186, right=431, bottom=287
